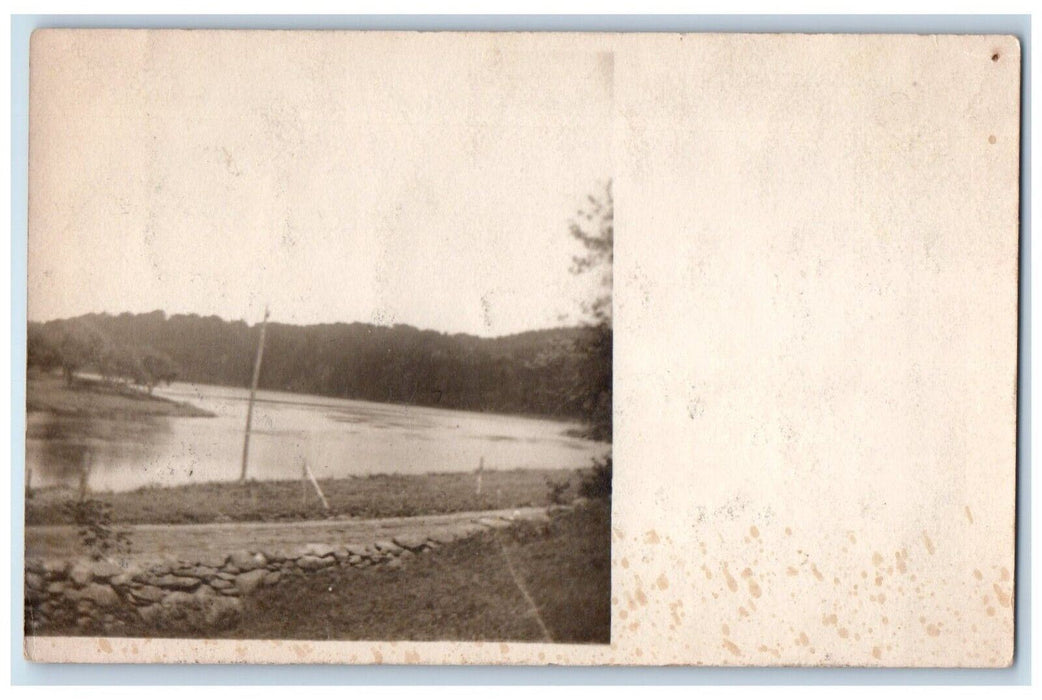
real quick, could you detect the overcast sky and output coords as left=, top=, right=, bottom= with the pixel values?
left=28, top=31, right=613, bottom=336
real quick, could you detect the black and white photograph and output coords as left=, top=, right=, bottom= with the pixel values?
left=18, top=25, right=1022, bottom=672
left=24, top=30, right=612, bottom=647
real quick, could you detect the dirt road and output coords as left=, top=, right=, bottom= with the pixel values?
left=25, top=506, right=551, bottom=564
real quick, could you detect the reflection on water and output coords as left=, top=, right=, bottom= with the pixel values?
left=26, top=382, right=610, bottom=493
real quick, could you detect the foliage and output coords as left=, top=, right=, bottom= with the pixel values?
left=569, top=179, right=613, bottom=327
left=140, top=350, right=179, bottom=393
left=578, top=456, right=612, bottom=501
left=28, top=313, right=604, bottom=425
left=28, top=317, right=183, bottom=394
left=60, top=498, right=131, bottom=560
left=545, top=476, right=572, bottom=505
left=55, top=322, right=108, bottom=386
left=565, top=180, right=613, bottom=441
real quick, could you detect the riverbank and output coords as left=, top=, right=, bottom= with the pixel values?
left=26, top=467, right=592, bottom=525
left=27, top=374, right=214, bottom=419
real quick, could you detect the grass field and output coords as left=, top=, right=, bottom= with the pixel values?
left=27, top=467, right=588, bottom=525
left=29, top=502, right=612, bottom=644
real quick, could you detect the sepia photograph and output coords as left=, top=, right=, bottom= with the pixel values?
left=18, top=26, right=1021, bottom=670
left=24, top=30, right=612, bottom=647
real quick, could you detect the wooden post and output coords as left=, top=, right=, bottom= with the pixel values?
left=239, top=306, right=270, bottom=483
left=301, top=457, right=308, bottom=509
left=78, top=450, right=93, bottom=503
left=303, top=459, right=330, bottom=512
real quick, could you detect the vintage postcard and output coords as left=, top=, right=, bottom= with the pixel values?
left=23, top=30, right=1019, bottom=666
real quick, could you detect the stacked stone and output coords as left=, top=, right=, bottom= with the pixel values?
left=25, top=511, right=538, bottom=630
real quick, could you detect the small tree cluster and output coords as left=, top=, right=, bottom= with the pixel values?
left=28, top=321, right=179, bottom=392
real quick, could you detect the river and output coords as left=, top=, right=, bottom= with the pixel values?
left=25, top=381, right=610, bottom=493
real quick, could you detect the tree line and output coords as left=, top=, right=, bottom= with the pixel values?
left=27, top=311, right=611, bottom=439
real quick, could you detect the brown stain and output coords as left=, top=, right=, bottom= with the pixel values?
left=872, top=551, right=884, bottom=567
left=292, top=644, right=313, bottom=660
left=97, top=638, right=112, bottom=653
left=822, top=613, right=838, bottom=627
left=702, top=565, right=713, bottom=579
left=848, top=533, right=857, bottom=544
left=621, top=557, right=629, bottom=569
left=974, top=569, right=984, bottom=580
left=987, top=606, right=996, bottom=616
left=927, top=624, right=940, bottom=637
left=922, top=532, right=935, bottom=555
left=722, top=564, right=738, bottom=592
left=721, top=624, right=730, bottom=636
left=838, top=627, right=849, bottom=639
left=371, top=648, right=383, bottom=664
left=644, top=530, right=660, bottom=544
left=811, top=563, right=824, bottom=582
left=872, top=646, right=883, bottom=660
left=656, top=573, right=669, bottom=590
left=992, top=583, right=1011, bottom=608
left=670, top=601, right=684, bottom=625
left=785, top=527, right=793, bottom=536
left=619, top=609, right=628, bottom=620
left=965, top=506, right=974, bottom=524
left=758, top=645, right=780, bottom=658
left=895, top=550, right=908, bottom=573
left=989, top=135, right=997, bottom=144
left=738, top=606, right=749, bottom=617
left=722, top=639, right=742, bottom=657
left=500, top=643, right=509, bottom=654
left=635, top=587, right=648, bottom=606
left=786, top=566, right=798, bottom=576
left=748, top=579, right=762, bottom=598
left=1000, top=567, right=1011, bottom=582
left=749, top=525, right=759, bottom=539
left=797, top=631, right=810, bottom=646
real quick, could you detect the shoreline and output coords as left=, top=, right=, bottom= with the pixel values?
left=27, top=374, right=215, bottom=419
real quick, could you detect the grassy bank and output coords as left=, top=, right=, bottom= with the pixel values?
left=26, top=467, right=591, bottom=526
left=27, top=374, right=214, bottom=419
left=29, top=502, right=611, bottom=643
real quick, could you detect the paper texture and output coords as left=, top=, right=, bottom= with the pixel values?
left=25, top=30, right=1020, bottom=666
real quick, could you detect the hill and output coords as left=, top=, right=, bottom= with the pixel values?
left=27, top=312, right=611, bottom=435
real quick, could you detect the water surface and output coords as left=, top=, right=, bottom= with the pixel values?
left=26, top=382, right=609, bottom=493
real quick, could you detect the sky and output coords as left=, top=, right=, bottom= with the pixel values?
left=28, top=31, right=613, bottom=336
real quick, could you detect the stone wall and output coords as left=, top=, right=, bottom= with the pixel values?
left=25, top=511, right=535, bottom=633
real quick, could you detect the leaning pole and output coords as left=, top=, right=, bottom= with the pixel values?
left=239, top=306, right=270, bottom=483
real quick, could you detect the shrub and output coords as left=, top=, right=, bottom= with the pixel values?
left=579, top=456, right=612, bottom=501
left=61, top=498, right=131, bottom=560
left=545, top=477, right=571, bottom=505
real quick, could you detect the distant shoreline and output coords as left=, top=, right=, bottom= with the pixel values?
left=26, top=373, right=215, bottom=419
